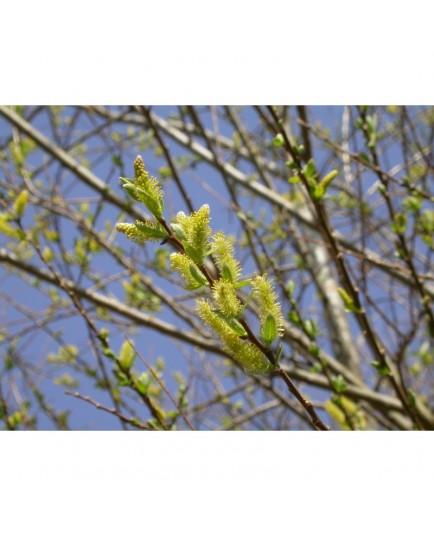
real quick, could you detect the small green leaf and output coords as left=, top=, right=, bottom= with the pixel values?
left=391, top=212, right=407, bottom=234
left=213, top=310, right=248, bottom=337
left=234, top=278, right=251, bottom=289
left=221, top=264, right=234, bottom=283
left=0, top=216, right=25, bottom=240
left=304, top=319, right=318, bottom=339
left=136, top=372, right=151, bottom=395
left=98, top=328, right=110, bottom=343
left=170, top=223, right=187, bottom=242
left=13, top=190, right=29, bottom=218
left=311, top=169, right=339, bottom=200
left=123, top=184, right=163, bottom=218
left=273, top=133, right=284, bottom=147
left=355, top=117, right=364, bottom=129
left=407, top=389, right=417, bottom=409
left=119, top=177, right=135, bottom=187
left=286, top=160, right=298, bottom=170
left=308, top=344, right=320, bottom=357
left=331, top=374, right=347, bottom=394
left=225, top=317, right=248, bottom=336
left=134, top=221, right=168, bottom=240
left=184, top=244, right=205, bottom=266
left=135, top=186, right=164, bottom=218
left=118, top=341, right=136, bottom=371
left=112, top=155, right=123, bottom=168
left=275, top=344, right=283, bottom=364
left=312, top=184, right=326, bottom=200
left=285, top=280, right=295, bottom=296
left=402, top=195, right=423, bottom=212
left=337, top=288, right=361, bottom=313
left=371, top=361, right=391, bottom=377
left=304, top=159, right=317, bottom=183
left=262, top=312, right=277, bottom=346
left=287, top=311, right=301, bottom=326
left=188, top=264, right=208, bottom=286
left=103, top=347, right=117, bottom=361
left=185, top=283, right=203, bottom=290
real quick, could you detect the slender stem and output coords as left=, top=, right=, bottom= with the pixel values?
left=277, top=368, right=328, bottom=430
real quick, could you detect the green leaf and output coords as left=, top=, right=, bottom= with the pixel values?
left=118, top=341, right=136, bottom=371
left=293, top=144, right=305, bottom=155
left=331, top=374, right=347, bottom=394
left=188, top=264, right=208, bottom=286
left=285, top=280, right=295, bottom=296
left=273, top=133, right=284, bottom=147
left=170, top=223, right=187, bottom=242
left=262, top=312, right=277, bottom=346
left=221, top=264, right=234, bottom=283
left=136, top=372, right=151, bottom=395
left=119, top=177, right=135, bottom=187
left=304, top=319, right=318, bottom=339
left=134, top=221, right=167, bottom=240
left=304, top=159, right=317, bottom=183
left=371, top=361, right=391, bottom=377
left=308, top=344, right=320, bottom=357
left=135, top=186, right=164, bottom=218
left=112, top=155, right=123, bottom=168
left=185, top=283, right=203, bottom=290
left=337, top=288, right=361, bottom=313
left=98, top=328, right=110, bottom=343
left=275, top=344, right=283, bottom=364
left=312, top=169, right=339, bottom=200
left=407, top=389, right=417, bottom=409
left=123, top=184, right=163, bottom=218
left=184, top=244, right=205, bottom=266
left=391, top=212, right=407, bottom=234
left=234, top=278, right=251, bottom=289
left=213, top=310, right=248, bottom=337
left=287, top=311, right=301, bottom=326
left=0, top=218, right=25, bottom=241
left=402, top=195, right=423, bottom=212
left=13, top=190, right=29, bottom=218
left=103, top=347, right=117, bottom=361
left=286, top=160, right=298, bottom=170
left=224, top=317, right=247, bottom=336
left=312, top=184, right=325, bottom=200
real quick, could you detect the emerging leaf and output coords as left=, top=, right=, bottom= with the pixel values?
left=337, top=288, right=361, bottom=314
left=252, top=274, right=284, bottom=341
left=118, top=340, right=136, bottom=371
left=13, top=190, right=29, bottom=218
left=189, top=264, right=209, bottom=286
left=262, top=313, right=277, bottom=346
left=116, top=220, right=168, bottom=244
left=312, top=169, right=339, bottom=200
left=170, top=253, right=209, bottom=289
left=170, top=223, right=187, bottom=242
left=273, top=133, right=284, bottom=147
